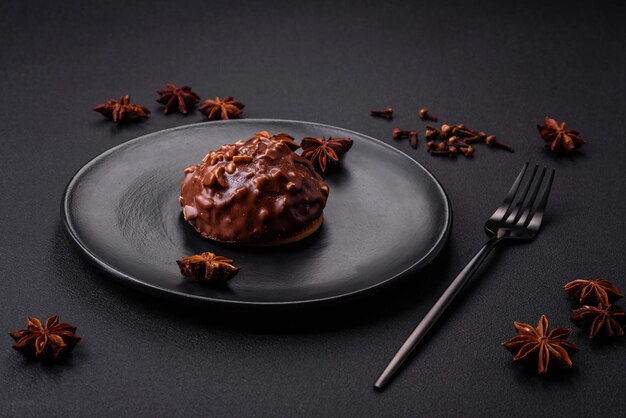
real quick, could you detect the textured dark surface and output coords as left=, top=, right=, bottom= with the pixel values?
left=1, top=0, right=625, bottom=416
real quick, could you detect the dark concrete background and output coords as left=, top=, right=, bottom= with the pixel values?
left=1, top=0, right=625, bottom=416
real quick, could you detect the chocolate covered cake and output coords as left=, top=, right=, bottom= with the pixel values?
left=179, top=132, right=329, bottom=245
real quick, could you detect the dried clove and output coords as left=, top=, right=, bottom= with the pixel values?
left=371, top=107, right=393, bottom=119
left=408, top=131, right=418, bottom=149
left=425, top=125, right=441, bottom=140
left=485, top=136, right=514, bottom=152
left=392, top=128, right=412, bottom=139
left=418, top=108, right=438, bottom=122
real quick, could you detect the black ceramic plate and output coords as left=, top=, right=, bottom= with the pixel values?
left=63, top=120, right=451, bottom=307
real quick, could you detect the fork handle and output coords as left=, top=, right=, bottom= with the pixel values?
left=374, top=236, right=502, bottom=390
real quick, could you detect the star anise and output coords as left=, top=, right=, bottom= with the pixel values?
left=501, top=314, right=579, bottom=375
left=563, top=278, right=623, bottom=305
left=156, top=83, right=200, bottom=114
left=537, top=116, right=586, bottom=153
left=328, top=137, right=353, bottom=154
left=9, top=316, right=81, bottom=360
left=301, top=137, right=339, bottom=173
left=253, top=131, right=300, bottom=151
left=198, top=96, right=245, bottom=120
left=93, top=95, right=150, bottom=123
left=177, top=252, right=240, bottom=283
left=272, top=132, right=300, bottom=151
left=571, top=304, right=625, bottom=339
left=301, top=137, right=353, bottom=173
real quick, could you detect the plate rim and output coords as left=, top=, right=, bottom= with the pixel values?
left=62, top=119, right=452, bottom=307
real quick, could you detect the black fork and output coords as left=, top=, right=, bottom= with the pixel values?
left=374, top=163, right=555, bottom=390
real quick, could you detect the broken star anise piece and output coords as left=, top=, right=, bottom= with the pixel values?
left=301, top=136, right=353, bottom=173
left=563, top=278, right=623, bottom=305
left=93, top=95, right=150, bottom=123
left=501, top=314, right=579, bottom=375
left=571, top=304, right=625, bottom=339
left=254, top=131, right=300, bottom=151
left=156, top=83, right=200, bottom=114
left=272, top=132, right=300, bottom=151
left=177, top=252, right=240, bottom=283
left=198, top=96, right=245, bottom=120
left=9, top=315, right=81, bottom=360
left=537, top=116, right=586, bottom=153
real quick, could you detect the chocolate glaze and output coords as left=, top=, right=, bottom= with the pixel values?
left=179, top=132, right=329, bottom=244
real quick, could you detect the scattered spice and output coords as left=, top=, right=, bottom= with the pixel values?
left=198, top=96, right=245, bottom=120
left=537, top=116, right=586, bottom=153
left=392, top=128, right=418, bottom=149
left=392, top=128, right=412, bottom=139
left=301, top=136, right=353, bottom=173
left=563, top=278, right=623, bottom=305
left=501, top=314, right=578, bottom=375
left=425, top=125, right=440, bottom=140
left=302, top=138, right=337, bottom=172
left=370, top=107, right=393, bottom=119
left=328, top=136, right=353, bottom=154
left=451, top=124, right=484, bottom=139
left=408, top=131, right=418, bottom=149
left=93, top=95, right=150, bottom=123
left=424, top=123, right=510, bottom=158
left=9, top=316, right=81, bottom=360
left=440, top=123, right=453, bottom=137
left=426, top=135, right=474, bottom=158
left=418, top=108, right=438, bottom=122
left=571, top=304, right=625, bottom=339
left=272, top=133, right=300, bottom=151
left=156, top=84, right=201, bottom=114
left=252, top=131, right=300, bottom=150
left=177, top=252, right=240, bottom=283
left=485, top=135, right=514, bottom=152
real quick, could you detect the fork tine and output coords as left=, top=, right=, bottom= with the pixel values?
left=515, top=167, right=547, bottom=227
left=526, top=168, right=555, bottom=230
left=505, top=164, right=539, bottom=224
left=488, top=162, right=529, bottom=222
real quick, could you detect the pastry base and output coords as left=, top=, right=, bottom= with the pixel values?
left=205, top=215, right=324, bottom=247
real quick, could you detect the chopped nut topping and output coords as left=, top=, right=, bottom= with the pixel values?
left=233, top=155, right=253, bottom=164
